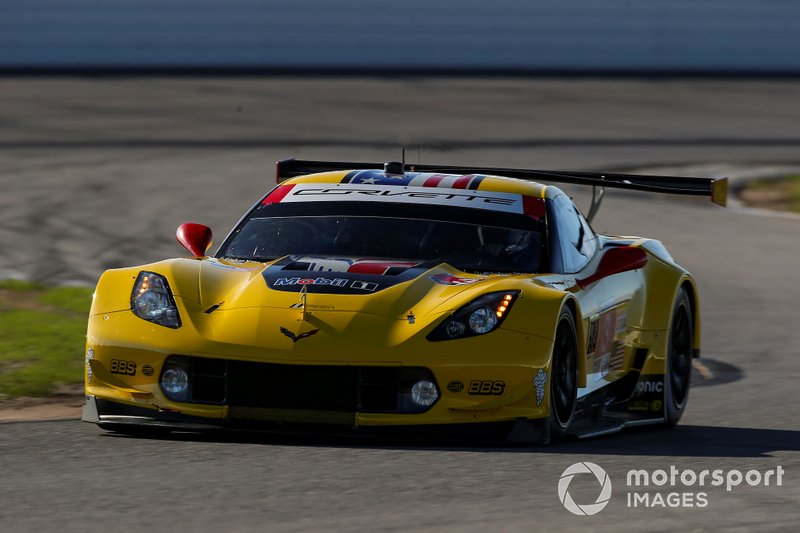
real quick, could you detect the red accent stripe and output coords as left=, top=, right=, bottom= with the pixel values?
left=261, top=184, right=295, bottom=205
left=347, top=260, right=418, bottom=275
left=423, top=174, right=446, bottom=187
left=452, top=175, right=472, bottom=189
left=522, top=195, right=546, bottom=218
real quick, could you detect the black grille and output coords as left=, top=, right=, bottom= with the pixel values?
left=228, top=361, right=361, bottom=411
left=227, top=406, right=356, bottom=425
left=161, top=355, right=436, bottom=419
left=190, top=357, right=227, bottom=403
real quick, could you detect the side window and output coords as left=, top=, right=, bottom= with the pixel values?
left=552, top=195, right=595, bottom=273
left=577, top=208, right=598, bottom=259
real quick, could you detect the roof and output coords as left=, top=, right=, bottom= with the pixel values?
left=283, top=170, right=550, bottom=199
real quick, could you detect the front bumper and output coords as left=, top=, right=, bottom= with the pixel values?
left=85, top=332, right=554, bottom=428
left=83, top=395, right=550, bottom=443
left=84, top=303, right=556, bottom=442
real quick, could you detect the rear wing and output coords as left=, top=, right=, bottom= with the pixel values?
left=275, top=158, right=728, bottom=210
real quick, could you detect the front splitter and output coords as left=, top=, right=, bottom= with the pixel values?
left=83, top=395, right=549, bottom=444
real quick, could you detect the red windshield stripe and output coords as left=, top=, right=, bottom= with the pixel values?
left=261, top=184, right=296, bottom=205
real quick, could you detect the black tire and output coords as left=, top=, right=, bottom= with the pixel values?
left=549, top=308, right=579, bottom=442
left=664, top=288, right=693, bottom=427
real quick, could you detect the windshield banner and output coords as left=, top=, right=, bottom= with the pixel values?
left=272, top=183, right=527, bottom=214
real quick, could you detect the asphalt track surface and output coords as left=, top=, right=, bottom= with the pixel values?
left=1, top=78, right=799, bottom=531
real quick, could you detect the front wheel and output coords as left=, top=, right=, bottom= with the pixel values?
left=664, top=288, right=693, bottom=427
left=549, top=308, right=579, bottom=442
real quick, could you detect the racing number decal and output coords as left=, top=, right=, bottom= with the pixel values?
left=587, top=303, right=629, bottom=381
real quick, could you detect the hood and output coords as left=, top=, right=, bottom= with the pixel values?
left=191, top=256, right=518, bottom=319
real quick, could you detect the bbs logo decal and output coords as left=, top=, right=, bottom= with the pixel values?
left=109, top=359, right=136, bottom=376
left=468, top=380, right=505, bottom=395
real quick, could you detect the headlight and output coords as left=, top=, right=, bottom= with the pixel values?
left=410, top=380, right=439, bottom=407
left=468, top=307, right=497, bottom=334
left=131, top=271, right=181, bottom=328
left=160, top=365, right=191, bottom=402
left=427, top=291, right=519, bottom=342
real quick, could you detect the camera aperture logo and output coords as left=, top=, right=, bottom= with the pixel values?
left=558, top=462, right=612, bottom=516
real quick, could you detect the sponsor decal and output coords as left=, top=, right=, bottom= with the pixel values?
left=275, top=277, right=349, bottom=287
left=429, top=273, right=486, bottom=286
left=278, top=183, right=525, bottom=214
left=629, top=399, right=663, bottom=412
left=468, top=380, right=505, bottom=395
left=533, top=368, right=547, bottom=405
left=85, top=347, right=94, bottom=383
left=630, top=376, right=665, bottom=411
left=350, top=280, right=379, bottom=291
left=635, top=377, right=664, bottom=394
left=264, top=256, right=431, bottom=295
left=275, top=276, right=379, bottom=292
left=446, top=380, right=464, bottom=393
left=141, top=364, right=155, bottom=377
left=109, top=359, right=136, bottom=376
left=279, top=327, right=320, bottom=343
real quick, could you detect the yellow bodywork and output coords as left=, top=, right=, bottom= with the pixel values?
left=84, top=170, right=699, bottom=434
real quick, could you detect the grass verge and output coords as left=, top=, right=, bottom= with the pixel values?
left=738, top=174, right=800, bottom=213
left=0, top=280, right=91, bottom=399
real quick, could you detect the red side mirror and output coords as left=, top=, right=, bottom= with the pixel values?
left=577, top=246, right=648, bottom=289
left=176, top=223, right=213, bottom=259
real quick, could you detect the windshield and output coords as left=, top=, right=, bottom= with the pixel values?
left=218, top=202, right=546, bottom=273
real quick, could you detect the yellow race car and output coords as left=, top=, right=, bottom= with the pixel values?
left=82, top=159, right=727, bottom=443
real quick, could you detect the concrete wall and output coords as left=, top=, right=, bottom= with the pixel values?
left=1, top=0, right=799, bottom=71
